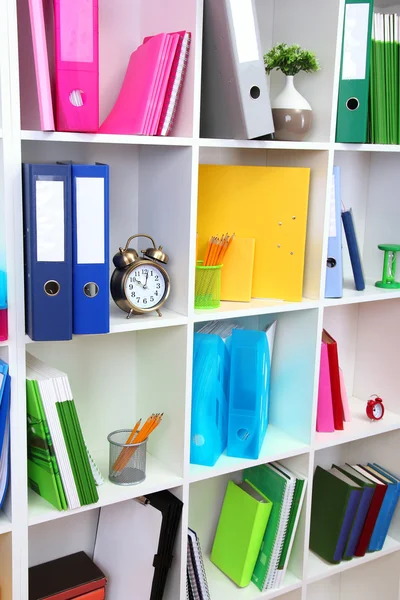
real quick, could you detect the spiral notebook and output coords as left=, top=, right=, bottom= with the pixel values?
left=187, top=529, right=210, bottom=600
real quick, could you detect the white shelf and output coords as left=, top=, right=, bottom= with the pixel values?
left=307, top=536, right=400, bottom=584
left=199, top=138, right=330, bottom=151
left=194, top=298, right=319, bottom=322
left=189, top=425, right=309, bottom=483
left=28, top=451, right=183, bottom=527
left=0, top=339, right=8, bottom=347
left=335, top=143, right=400, bottom=153
left=324, top=282, right=400, bottom=307
left=203, top=557, right=302, bottom=599
left=20, top=130, right=193, bottom=147
left=0, top=511, right=11, bottom=535
left=315, top=397, right=400, bottom=450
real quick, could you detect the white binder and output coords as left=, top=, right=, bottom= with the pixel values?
left=201, top=0, right=274, bottom=140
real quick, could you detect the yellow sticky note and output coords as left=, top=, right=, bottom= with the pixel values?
left=197, top=165, right=310, bottom=302
left=221, top=237, right=255, bottom=302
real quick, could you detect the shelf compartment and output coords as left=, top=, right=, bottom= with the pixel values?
left=0, top=511, right=11, bottom=535
left=315, top=397, right=400, bottom=450
left=307, top=536, right=400, bottom=584
left=28, top=450, right=183, bottom=527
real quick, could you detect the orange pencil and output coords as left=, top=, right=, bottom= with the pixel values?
left=203, top=236, right=213, bottom=266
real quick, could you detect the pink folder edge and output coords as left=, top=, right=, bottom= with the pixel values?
left=339, top=367, right=352, bottom=422
left=316, top=342, right=335, bottom=433
left=28, top=0, right=55, bottom=131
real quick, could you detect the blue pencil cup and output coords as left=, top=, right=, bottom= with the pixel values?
left=190, top=333, right=229, bottom=466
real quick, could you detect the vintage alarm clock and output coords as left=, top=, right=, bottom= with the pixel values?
left=111, top=234, right=170, bottom=318
left=366, top=395, right=385, bottom=421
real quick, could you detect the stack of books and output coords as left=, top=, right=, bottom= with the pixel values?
left=369, top=12, right=400, bottom=145
left=0, top=359, right=10, bottom=509
left=210, top=462, right=307, bottom=591
left=26, top=353, right=102, bottom=511
left=316, top=329, right=351, bottom=433
left=311, top=463, right=400, bottom=564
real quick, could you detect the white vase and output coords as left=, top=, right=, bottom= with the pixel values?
left=271, top=75, right=313, bottom=141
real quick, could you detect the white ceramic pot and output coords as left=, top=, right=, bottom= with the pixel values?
left=271, top=75, right=313, bottom=141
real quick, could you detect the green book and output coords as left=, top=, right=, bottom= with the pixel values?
left=26, top=380, right=67, bottom=511
left=244, top=463, right=289, bottom=591
left=210, top=480, right=272, bottom=588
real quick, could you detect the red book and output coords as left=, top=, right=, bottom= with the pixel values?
left=76, top=589, right=105, bottom=599
left=351, top=465, right=388, bottom=557
left=322, top=330, right=344, bottom=430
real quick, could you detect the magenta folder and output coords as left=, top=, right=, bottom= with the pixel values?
left=53, top=0, right=99, bottom=132
left=316, top=342, right=335, bottom=432
left=28, top=0, right=55, bottom=131
left=99, top=34, right=168, bottom=135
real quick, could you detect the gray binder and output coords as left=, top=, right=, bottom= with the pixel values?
left=201, top=0, right=274, bottom=140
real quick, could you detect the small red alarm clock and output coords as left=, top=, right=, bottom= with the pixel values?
left=366, top=395, right=385, bottom=421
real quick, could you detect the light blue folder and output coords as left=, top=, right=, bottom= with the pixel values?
left=369, top=464, right=400, bottom=551
left=227, top=323, right=276, bottom=460
left=0, top=271, right=6, bottom=311
left=325, top=166, right=343, bottom=298
left=190, top=333, right=229, bottom=466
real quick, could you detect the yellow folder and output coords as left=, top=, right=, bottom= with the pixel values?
left=221, top=237, right=255, bottom=302
left=197, top=165, right=310, bottom=302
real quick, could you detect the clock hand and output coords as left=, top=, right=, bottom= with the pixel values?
left=143, top=272, right=149, bottom=289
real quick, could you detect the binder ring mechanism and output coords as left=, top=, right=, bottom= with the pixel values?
left=44, top=280, right=60, bottom=297
left=346, top=97, right=359, bottom=111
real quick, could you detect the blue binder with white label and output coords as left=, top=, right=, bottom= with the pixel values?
left=325, top=167, right=343, bottom=298
left=23, top=163, right=73, bottom=341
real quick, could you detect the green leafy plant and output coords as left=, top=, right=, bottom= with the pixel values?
left=264, top=43, right=320, bottom=77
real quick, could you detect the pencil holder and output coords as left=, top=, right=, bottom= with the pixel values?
left=194, top=262, right=222, bottom=309
left=108, top=429, right=147, bottom=486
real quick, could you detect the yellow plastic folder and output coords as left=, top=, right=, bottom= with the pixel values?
left=221, top=237, right=255, bottom=302
left=197, top=165, right=310, bottom=302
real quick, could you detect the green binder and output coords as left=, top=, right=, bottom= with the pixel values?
left=336, top=0, right=374, bottom=143
left=26, top=380, right=67, bottom=511
left=211, top=480, right=272, bottom=587
left=244, top=463, right=289, bottom=591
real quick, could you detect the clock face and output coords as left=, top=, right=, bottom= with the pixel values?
left=373, top=402, right=383, bottom=419
left=124, top=264, right=167, bottom=310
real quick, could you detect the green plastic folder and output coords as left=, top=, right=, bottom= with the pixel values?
left=244, top=464, right=288, bottom=591
left=336, top=0, right=374, bottom=143
left=211, top=480, right=272, bottom=588
left=26, top=380, right=67, bottom=511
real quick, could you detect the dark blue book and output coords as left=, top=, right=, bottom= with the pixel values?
left=342, top=208, right=365, bottom=291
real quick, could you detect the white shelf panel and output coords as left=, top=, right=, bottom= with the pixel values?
left=28, top=451, right=183, bottom=527
left=0, top=511, right=11, bottom=535
left=203, top=557, right=302, bottom=599
left=324, top=282, right=400, bottom=307
left=194, top=298, right=319, bottom=323
left=25, top=306, right=187, bottom=343
left=0, top=340, right=8, bottom=347
left=189, top=425, right=309, bottom=483
left=335, top=142, right=400, bottom=153
left=199, top=138, right=330, bottom=151
left=307, top=535, right=400, bottom=583
left=315, top=397, right=400, bottom=450
left=21, top=130, right=193, bottom=147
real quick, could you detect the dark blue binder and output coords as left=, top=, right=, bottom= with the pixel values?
left=23, top=163, right=72, bottom=341
left=71, top=164, right=110, bottom=334
left=341, top=209, right=365, bottom=291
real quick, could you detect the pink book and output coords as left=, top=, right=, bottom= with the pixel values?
left=99, top=34, right=168, bottom=135
left=28, top=0, right=55, bottom=130
left=53, top=0, right=99, bottom=132
left=143, top=33, right=180, bottom=135
left=339, top=367, right=352, bottom=421
left=316, top=342, right=335, bottom=432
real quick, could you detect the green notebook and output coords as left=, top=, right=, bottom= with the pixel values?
left=211, top=480, right=272, bottom=588
left=26, top=380, right=67, bottom=511
left=244, top=463, right=289, bottom=591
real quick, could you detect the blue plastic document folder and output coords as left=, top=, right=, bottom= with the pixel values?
left=227, top=323, right=276, bottom=460
left=190, top=333, right=229, bottom=466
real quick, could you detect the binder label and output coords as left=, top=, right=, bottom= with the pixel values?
left=342, top=4, right=370, bottom=79
left=60, top=0, right=94, bottom=63
left=76, top=177, right=105, bottom=264
left=36, top=180, right=65, bottom=262
left=229, top=0, right=259, bottom=63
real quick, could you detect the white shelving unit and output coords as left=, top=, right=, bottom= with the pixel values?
left=1, top=0, right=400, bottom=599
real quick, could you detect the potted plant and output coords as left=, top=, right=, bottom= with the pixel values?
left=264, top=43, right=320, bottom=141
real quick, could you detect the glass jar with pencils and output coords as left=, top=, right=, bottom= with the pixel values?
left=108, top=413, right=163, bottom=486
left=194, top=234, right=234, bottom=309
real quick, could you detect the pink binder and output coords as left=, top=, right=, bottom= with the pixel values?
left=28, top=0, right=55, bottom=131
left=316, top=341, right=335, bottom=432
left=53, top=0, right=99, bottom=132
left=99, top=34, right=168, bottom=135
left=339, top=368, right=352, bottom=422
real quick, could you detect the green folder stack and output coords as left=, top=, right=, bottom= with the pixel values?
left=26, top=353, right=100, bottom=511
left=369, top=12, right=400, bottom=144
